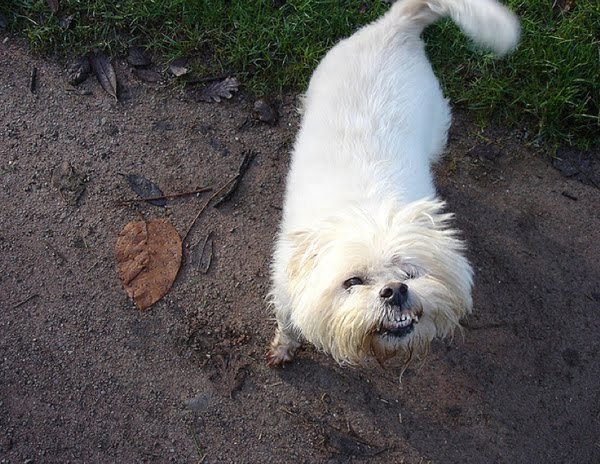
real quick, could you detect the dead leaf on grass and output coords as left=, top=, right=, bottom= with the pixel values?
left=46, top=0, right=59, bottom=14
left=132, top=68, right=163, bottom=83
left=553, top=0, right=574, bottom=13
left=122, top=173, right=167, bottom=206
left=115, top=219, right=182, bottom=310
left=169, top=57, right=189, bottom=77
left=197, top=77, right=239, bottom=103
left=67, top=55, right=91, bottom=86
left=89, top=50, right=118, bottom=100
left=127, top=46, right=152, bottom=67
left=59, top=15, right=73, bottom=29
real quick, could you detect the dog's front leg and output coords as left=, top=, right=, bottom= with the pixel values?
left=267, top=317, right=301, bottom=367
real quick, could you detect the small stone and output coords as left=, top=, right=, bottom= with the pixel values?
left=253, top=97, right=278, bottom=124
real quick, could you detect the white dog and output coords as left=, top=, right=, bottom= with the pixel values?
left=268, top=0, right=519, bottom=366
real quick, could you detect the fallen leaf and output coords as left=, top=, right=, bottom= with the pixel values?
left=197, top=77, right=239, bottom=103
left=59, top=15, right=73, bottom=29
left=67, top=55, right=91, bottom=86
left=553, top=0, right=574, bottom=13
left=51, top=161, right=87, bottom=205
left=89, top=50, right=118, bottom=100
left=122, top=173, right=167, bottom=206
left=253, top=97, right=278, bottom=124
left=191, top=232, right=214, bottom=274
left=115, top=219, right=182, bottom=310
left=169, top=57, right=189, bottom=77
left=132, top=68, right=163, bottom=83
left=46, top=0, right=59, bottom=14
left=127, top=46, right=152, bottom=67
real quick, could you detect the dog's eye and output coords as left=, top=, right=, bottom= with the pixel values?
left=343, top=277, right=364, bottom=289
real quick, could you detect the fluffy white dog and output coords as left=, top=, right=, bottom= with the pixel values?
left=268, top=0, right=519, bottom=366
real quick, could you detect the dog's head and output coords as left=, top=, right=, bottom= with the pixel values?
left=283, top=199, right=473, bottom=365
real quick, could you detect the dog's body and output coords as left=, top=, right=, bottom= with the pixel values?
left=269, top=0, right=519, bottom=366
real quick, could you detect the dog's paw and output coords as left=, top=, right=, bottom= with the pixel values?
left=267, top=334, right=301, bottom=368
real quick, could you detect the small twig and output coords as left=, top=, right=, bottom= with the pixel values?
left=45, top=240, right=68, bottom=263
left=182, top=176, right=239, bottom=243
left=561, top=191, right=578, bottom=201
left=198, top=232, right=214, bottom=274
left=118, top=185, right=212, bottom=205
left=12, top=294, right=40, bottom=309
left=30, top=67, right=38, bottom=93
left=280, top=407, right=296, bottom=416
left=184, top=73, right=230, bottom=86
left=86, top=260, right=100, bottom=273
left=214, top=151, right=256, bottom=207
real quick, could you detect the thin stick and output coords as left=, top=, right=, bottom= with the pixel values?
left=214, top=151, right=256, bottom=208
left=182, top=176, right=239, bottom=243
left=12, top=294, right=40, bottom=309
left=184, top=73, right=230, bottom=85
left=30, top=67, right=38, bottom=93
left=198, top=232, right=214, bottom=274
left=118, top=186, right=213, bottom=205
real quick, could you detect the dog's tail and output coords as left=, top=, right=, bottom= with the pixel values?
left=390, top=0, right=520, bottom=55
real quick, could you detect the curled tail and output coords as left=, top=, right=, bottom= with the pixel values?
left=390, top=0, right=520, bottom=55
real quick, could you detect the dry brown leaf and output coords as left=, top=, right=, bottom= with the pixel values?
left=121, top=173, right=167, bottom=206
left=197, top=77, right=239, bottom=103
left=67, top=55, right=91, bottom=86
left=132, top=68, right=163, bottom=83
left=127, top=46, right=152, bottom=67
left=169, top=57, right=189, bottom=77
left=46, top=0, right=59, bottom=14
left=89, top=50, right=118, bottom=100
left=115, top=219, right=182, bottom=310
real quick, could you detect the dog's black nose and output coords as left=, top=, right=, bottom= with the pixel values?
left=379, top=282, right=408, bottom=306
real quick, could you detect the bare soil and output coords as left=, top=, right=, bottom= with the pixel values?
left=1, top=37, right=599, bottom=464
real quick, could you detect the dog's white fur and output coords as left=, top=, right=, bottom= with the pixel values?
left=268, top=0, right=519, bottom=366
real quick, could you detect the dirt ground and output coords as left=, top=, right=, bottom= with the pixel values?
left=1, top=36, right=599, bottom=464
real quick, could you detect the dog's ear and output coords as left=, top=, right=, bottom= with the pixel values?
left=286, top=229, right=318, bottom=284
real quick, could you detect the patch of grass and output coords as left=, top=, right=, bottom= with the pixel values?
left=2, top=0, right=598, bottom=148
left=425, top=0, right=600, bottom=149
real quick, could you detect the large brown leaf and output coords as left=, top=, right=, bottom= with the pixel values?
left=115, top=219, right=182, bottom=310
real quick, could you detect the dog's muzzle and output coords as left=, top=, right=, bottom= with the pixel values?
left=377, top=281, right=419, bottom=338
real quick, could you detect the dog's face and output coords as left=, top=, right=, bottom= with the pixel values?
left=285, top=199, right=473, bottom=365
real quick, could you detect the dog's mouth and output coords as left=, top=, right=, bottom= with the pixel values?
left=376, top=309, right=419, bottom=338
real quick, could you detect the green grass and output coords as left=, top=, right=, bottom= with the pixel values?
left=2, top=0, right=599, bottom=148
